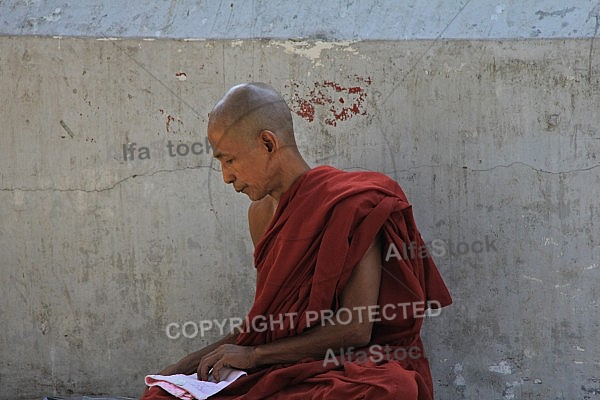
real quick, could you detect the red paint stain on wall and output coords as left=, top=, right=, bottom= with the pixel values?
left=287, top=76, right=372, bottom=126
left=159, top=109, right=183, bottom=133
left=297, top=100, right=315, bottom=122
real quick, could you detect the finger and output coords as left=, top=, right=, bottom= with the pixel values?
left=198, top=356, right=215, bottom=381
left=212, top=359, right=226, bottom=382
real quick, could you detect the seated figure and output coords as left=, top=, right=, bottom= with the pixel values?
left=141, top=82, right=452, bottom=400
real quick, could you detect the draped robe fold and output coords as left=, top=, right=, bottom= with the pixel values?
left=142, top=166, right=452, bottom=400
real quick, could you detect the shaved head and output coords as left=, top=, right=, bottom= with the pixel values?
left=207, top=83, right=310, bottom=201
left=208, top=82, right=296, bottom=147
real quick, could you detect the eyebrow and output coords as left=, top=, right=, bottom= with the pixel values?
left=213, top=151, right=231, bottom=160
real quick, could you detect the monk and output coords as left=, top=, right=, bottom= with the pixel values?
left=141, top=82, right=452, bottom=399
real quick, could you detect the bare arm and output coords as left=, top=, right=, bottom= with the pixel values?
left=248, top=196, right=277, bottom=246
left=253, top=237, right=382, bottom=363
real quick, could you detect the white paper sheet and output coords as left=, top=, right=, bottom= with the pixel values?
left=145, top=369, right=247, bottom=400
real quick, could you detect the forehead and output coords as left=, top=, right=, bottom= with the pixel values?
left=208, top=125, right=246, bottom=159
left=208, top=130, right=229, bottom=159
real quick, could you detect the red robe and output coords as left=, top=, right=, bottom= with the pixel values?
left=143, top=166, right=451, bottom=400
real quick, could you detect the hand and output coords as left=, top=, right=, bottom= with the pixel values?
left=198, top=344, right=257, bottom=382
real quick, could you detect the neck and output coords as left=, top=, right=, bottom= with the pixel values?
left=269, top=153, right=311, bottom=201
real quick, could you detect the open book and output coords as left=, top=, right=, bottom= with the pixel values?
left=145, top=369, right=247, bottom=400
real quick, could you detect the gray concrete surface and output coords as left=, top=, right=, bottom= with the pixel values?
left=1, top=0, right=600, bottom=40
left=1, top=35, right=598, bottom=400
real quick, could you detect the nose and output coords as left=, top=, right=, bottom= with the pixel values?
left=221, top=164, right=235, bottom=185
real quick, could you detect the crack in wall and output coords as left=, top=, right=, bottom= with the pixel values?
left=0, top=165, right=219, bottom=193
left=375, top=162, right=600, bottom=176
left=469, top=161, right=600, bottom=175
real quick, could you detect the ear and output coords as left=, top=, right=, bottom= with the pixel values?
left=259, top=130, right=276, bottom=153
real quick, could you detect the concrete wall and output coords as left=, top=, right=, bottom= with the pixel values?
left=2, top=0, right=600, bottom=39
left=1, top=1, right=600, bottom=400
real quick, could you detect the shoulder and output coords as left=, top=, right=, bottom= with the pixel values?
left=315, top=167, right=403, bottom=201
left=248, top=196, right=278, bottom=246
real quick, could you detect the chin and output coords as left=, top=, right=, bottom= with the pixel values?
left=247, top=192, right=267, bottom=202
left=243, top=190, right=255, bottom=200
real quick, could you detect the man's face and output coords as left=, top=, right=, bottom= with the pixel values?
left=208, top=127, right=273, bottom=201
